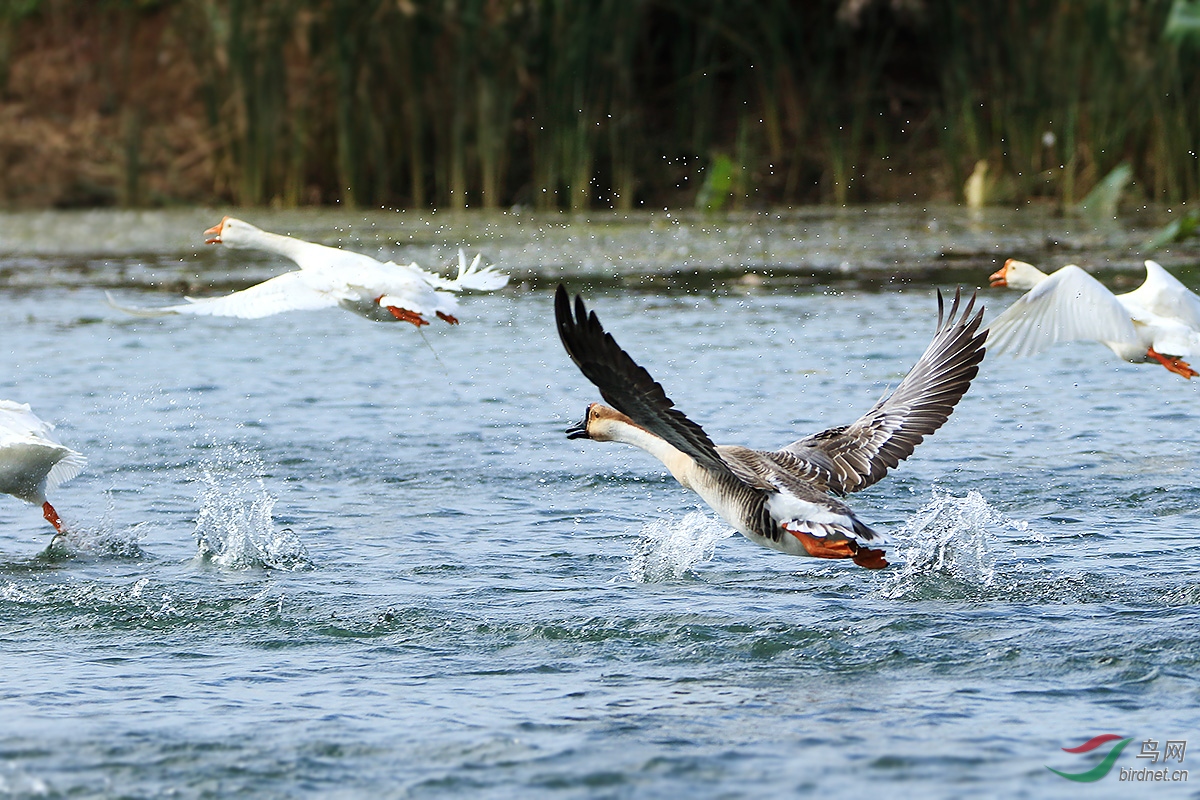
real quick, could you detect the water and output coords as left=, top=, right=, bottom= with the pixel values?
left=1, top=210, right=1198, bottom=798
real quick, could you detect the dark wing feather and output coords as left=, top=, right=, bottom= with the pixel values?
left=555, top=286, right=734, bottom=477
left=779, top=289, right=987, bottom=495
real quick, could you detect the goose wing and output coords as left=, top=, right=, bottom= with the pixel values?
left=0, top=401, right=85, bottom=491
left=779, top=289, right=987, bottom=495
left=0, top=400, right=56, bottom=442
left=45, top=448, right=86, bottom=490
left=555, top=286, right=734, bottom=478
left=717, top=444, right=838, bottom=494
left=107, top=272, right=338, bottom=319
left=1120, top=260, right=1200, bottom=330
left=987, top=265, right=1138, bottom=357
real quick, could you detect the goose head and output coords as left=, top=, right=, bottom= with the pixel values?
left=204, top=216, right=262, bottom=247
left=566, top=403, right=638, bottom=441
left=989, top=258, right=1049, bottom=290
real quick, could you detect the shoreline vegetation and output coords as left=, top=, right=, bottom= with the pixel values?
left=0, top=0, right=1198, bottom=213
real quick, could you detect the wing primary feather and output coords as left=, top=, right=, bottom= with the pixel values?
left=986, top=265, right=1139, bottom=357
left=779, top=288, right=986, bottom=494
left=557, top=286, right=984, bottom=507
left=555, top=285, right=734, bottom=477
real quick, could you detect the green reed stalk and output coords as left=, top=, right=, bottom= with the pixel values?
left=148, top=0, right=1199, bottom=210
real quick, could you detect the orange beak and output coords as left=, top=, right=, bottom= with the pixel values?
left=204, top=217, right=228, bottom=245
left=989, top=259, right=1012, bottom=287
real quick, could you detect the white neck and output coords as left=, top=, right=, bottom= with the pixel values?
left=232, top=226, right=313, bottom=263
left=1009, top=264, right=1051, bottom=290
left=604, top=421, right=697, bottom=488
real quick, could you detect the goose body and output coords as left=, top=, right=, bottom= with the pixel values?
left=988, top=259, right=1200, bottom=378
left=0, top=401, right=85, bottom=533
left=556, top=287, right=987, bottom=569
left=109, top=217, right=508, bottom=326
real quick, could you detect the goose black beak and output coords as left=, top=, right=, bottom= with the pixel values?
left=565, top=413, right=590, bottom=439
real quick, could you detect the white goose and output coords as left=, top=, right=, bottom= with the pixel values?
left=988, top=258, right=1200, bottom=378
left=0, top=401, right=86, bottom=534
left=109, top=217, right=508, bottom=326
left=556, top=287, right=987, bottom=569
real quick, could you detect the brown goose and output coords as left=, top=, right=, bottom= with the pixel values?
left=556, top=287, right=987, bottom=569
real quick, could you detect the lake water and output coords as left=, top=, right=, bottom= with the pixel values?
left=1, top=209, right=1197, bottom=798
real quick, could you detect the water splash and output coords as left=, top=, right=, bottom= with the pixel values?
left=191, top=448, right=311, bottom=571
left=0, top=581, right=32, bottom=602
left=877, top=489, right=1016, bottom=600
left=48, top=519, right=148, bottom=560
left=627, top=511, right=735, bottom=582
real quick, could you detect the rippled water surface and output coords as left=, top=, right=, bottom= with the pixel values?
left=1, top=211, right=1198, bottom=798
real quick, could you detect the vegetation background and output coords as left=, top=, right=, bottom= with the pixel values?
left=0, top=0, right=1198, bottom=212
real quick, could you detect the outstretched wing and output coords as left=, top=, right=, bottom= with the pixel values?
left=0, top=400, right=85, bottom=491
left=779, top=289, right=987, bottom=495
left=0, top=400, right=56, bottom=442
left=987, top=265, right=1138, bottom=357
left=555, top=286, right=733, bottom=477
left=1120, top=260, right=1200, bottom=330
left=46, top=448, right=86, bottom=490
left=107, top=272, right=338, bottom=319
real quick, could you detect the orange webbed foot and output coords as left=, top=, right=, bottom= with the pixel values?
left=783, top=522, right=888, bottom=569
left=42, top=501, right=64, bottom=533
left=852, top=548, right=888, bottom=570
left=436, top=311, right=459, bottom=325
left=1147, top=347, right=1198, bottom=379
left=383, top=305, right=429, bottom=327
left=783, top=523, right=855, bottom=559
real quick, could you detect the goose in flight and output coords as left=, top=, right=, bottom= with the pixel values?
left=988, top=258, right=1200, bottom=378
left=0, top=401, right=86, bottom=535
left=556, top=287, right=987, bottom=569
left=108, top=217, right=508, bottom=326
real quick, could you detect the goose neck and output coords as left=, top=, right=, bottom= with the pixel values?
left=238, top=227, right=309, bottom=261
left=606, top=421, right=697, bottom=487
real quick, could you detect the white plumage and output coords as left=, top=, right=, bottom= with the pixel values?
left=0, top=400, right=85, bottom=533
left=108, top=216, right=508, bottom=327
left=988, top=259, right=1200, bottom=378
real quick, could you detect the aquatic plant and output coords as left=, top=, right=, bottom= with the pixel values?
left=3, top=0, right=1200, bottom=209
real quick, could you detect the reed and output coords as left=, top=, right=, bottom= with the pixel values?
left=0, top=0, right=41, bottom=94
left=930, top=1, right=1200, bottom=206
left=5, top=0, right=1200, bottom=210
